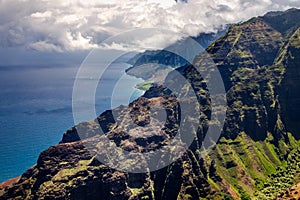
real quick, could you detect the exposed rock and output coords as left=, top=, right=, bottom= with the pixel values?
left=276, top=182, right=300, bottom=200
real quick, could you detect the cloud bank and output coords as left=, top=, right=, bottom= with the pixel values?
left=0, top=0, right=300, bottom=52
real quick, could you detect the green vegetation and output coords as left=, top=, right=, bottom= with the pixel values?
left=2, top=8, right=300, bottom=200
left=208, top=133, right=300, bottom=199
left=136, top=81, right=154, bottom=91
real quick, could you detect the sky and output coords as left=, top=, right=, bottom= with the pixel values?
left=0, top=0, right=300, bottom=66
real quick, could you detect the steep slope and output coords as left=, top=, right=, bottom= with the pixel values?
left=0, top=84, right=213, bottom=200
left=1, top=9, right=300, bottom=200
left=127, top=31, right=227, bottom=69
left=261, top=8, right=300, bottom=37
left=204, top=9, right=300, bottom=199
left=278, top=28, right=300, bottom=140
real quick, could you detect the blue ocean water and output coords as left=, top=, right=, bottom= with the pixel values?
left=0, top=61, right=144, bottom=183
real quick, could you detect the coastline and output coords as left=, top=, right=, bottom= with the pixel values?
left=0, top=62, right=145, bottom=183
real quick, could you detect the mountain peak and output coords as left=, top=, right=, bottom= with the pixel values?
left=260, top=8, right=300, bottom=36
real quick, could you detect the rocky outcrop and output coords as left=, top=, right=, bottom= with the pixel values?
left=276, top=182, right=300, bottom=200
left=0, top=87, right=212, bottom=200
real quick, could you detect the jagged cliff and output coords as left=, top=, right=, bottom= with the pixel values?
left=1, top=8, right=300, bottom=200
left=127, top=30, right=227, bottom=70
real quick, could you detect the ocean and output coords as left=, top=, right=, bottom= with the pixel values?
left=0, top=60, right=144, bottom=183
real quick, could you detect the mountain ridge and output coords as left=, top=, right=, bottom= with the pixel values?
left=1, top=8, right=300, bottom=200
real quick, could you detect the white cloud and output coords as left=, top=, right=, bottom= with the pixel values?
left=29, top=41, right=63, bottom=52
left=98, top=29, right=185, bottom=52
left=0, top=0, right=299, bottom=52
left=31, top=11, right=52, bottom=18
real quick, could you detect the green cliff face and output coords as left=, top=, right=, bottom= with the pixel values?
left=1, top=9, right=300, bottom=200
left=204, top=8, right=300, bottom=199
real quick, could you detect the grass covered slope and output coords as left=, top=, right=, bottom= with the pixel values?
left=203, top=8, right=300, bottom=199
left=1, top=9, right=300, bottom=200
